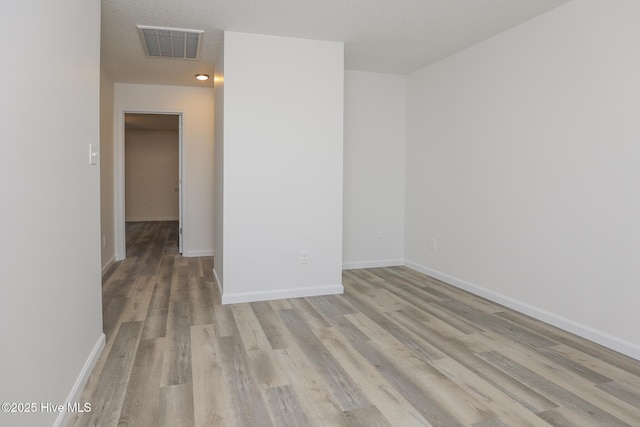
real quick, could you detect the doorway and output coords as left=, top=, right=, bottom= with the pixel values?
left=116, top=112, right=184, bottom=259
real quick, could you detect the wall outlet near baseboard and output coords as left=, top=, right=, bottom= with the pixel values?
left=300, top=249, right=309, bottom=264
left=429, top=238, right=437, bottom=251
left=102, top=235, right=106, bottom=248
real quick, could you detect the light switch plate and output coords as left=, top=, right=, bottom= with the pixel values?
left=89, top=144, right=98, bottom=165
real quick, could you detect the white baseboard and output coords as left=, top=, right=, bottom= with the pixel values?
left=404, top=260, right=640, bottom=362
left=183, top=249, right=215, bottom=257
left=221, top=283, right=344, bottom=305
left=101, top=255, right=115, bottom=276
left=53, top=333, right=105, bottom=427
left=343, top=259, right=404, bottom=270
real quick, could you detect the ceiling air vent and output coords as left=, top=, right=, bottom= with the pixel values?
left=137, top=25, right=203, bottom=59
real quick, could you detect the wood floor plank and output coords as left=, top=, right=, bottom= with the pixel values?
left=496, top=310, right=640, bottom=378
left=187, top=257, right=203, bottom=279
left=340, top=289, right=448, bottom=361
left=470, top=418, right=510, bottom=427
left=263, top=385, right=314, bottom=427
left=158, top=383, right=194, bottom=427
left=386, top=303, right=494, bottom=354
left=436, top=298, right=557, bottom=348
left=268, top=299, right=293, bottom=311
left=102, top=296, right=128, bottom=341
left=389, top=266, right=502, bottom=314
left=478, top=350, right=634, bottom=426
left=348, top=269, right=483, bottom=335
left=278, top=308, right=372, bottom=411
left=286, top=297, right=331, bottom=329
left=162, top=262, right=192, bottom=386
left=345, top=335, right=467, bottom=427
left=101, top=256, right=150, bottom=340
left=365, top=268, right=446, bottom=303
left=230, top=303, right=274, bottom=352
left=480, top=339, right=640, bottom=426
left=319, top=325, right=433, bottom=426
left=597, top=381, right=640, bottom=410
left=430, top=357, right=550, bottom=427
left=69, top=321, right=143, bottom=427
left=188, top=276, right=215, bottom=326
left=274, top=346, right=356, bottom=427
left=230, top=304, right=290, bottom=388
left=407, top=296, right=485, bottom=335
left=140, top=280, right=171, bottom=340
left=552, top=344, right=640, bottom=390
left=217, top=334, right=274, bottom=426
left=154, top=254, right=175, bottom=285
left=387, top=308, right=559, bottom=414
left=272, top=346, right=345, bottom=427
left=307, top=294, right=358, bottom=315
left=250, top=301, right=291, bottom=350
left=101, top=256, right=136, bottom=301
left=162, top=299, right=191, bottom=386
left=117, top=338, right=164, bottom=426
left=121, top=275, right=155, bottom=323
left=536, top=406, right=604, bottom=427
left=306, top=296, right=371, bottom=343
left=212, top=303, right=238, bottom=337
left=345, top=312, right=490, bottom=426
left=524, top=344, right=612, bottom=385
left=142, top=226, right=168, bottom=276
left=199, top=256, right=215, bottom=282
left=342, top=405, right=393, bottom=427
left=490, top=315, right=617, bottom=386
left=340, top=275, right=406, bottom=314
left=190, top=324, right=234, bottom=427
left=343, top=268, right=385, bottom=287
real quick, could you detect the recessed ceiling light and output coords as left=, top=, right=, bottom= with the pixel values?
left=195, top=74, right=209, bottom=81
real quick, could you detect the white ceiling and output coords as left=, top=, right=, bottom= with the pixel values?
left=102, top=0, right=571, bottom=88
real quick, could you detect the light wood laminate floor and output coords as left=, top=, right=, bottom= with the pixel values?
left=68, top=221, right=640, bottom=426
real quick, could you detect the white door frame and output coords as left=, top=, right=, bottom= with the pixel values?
left=115, top=108, right=186, bottom=260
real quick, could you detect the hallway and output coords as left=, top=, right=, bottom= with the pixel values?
left=69, top=221, right=213, bottom=426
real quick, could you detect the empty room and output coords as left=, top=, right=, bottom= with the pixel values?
left=3, top=1, right=640, bottom=426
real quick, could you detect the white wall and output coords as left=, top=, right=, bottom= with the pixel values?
left=114, top=83, right=215, bottom=257
left=0, top=1, right=104, bottom=426
left=101, top=68, right=116, bottom=272
left=220, top=31, right=344, bottom=303
left=343, top=71, right=406, bottom=269
left=125, top=129, right=179, bottom=221
left=405, top=0, right=640, bottom=359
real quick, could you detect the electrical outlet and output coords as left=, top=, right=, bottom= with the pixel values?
left=430, top=238, right=437, bottom=251
left=102, top=235, right=106, bottom=248
left=300, top=250, right=309, bottom=264
left=376, top=232, right=383, bottom=242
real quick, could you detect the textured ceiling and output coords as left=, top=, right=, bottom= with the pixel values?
left=102, top=0, right=571, bottom=88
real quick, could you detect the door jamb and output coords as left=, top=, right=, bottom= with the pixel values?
left=115, top=108, right=186, bottom=260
